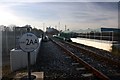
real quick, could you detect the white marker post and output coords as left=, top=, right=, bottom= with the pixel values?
left=19, top=30, right=39, bottom=80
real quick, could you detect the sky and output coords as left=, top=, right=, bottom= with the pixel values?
left=0, top=0, right=119, bottom=31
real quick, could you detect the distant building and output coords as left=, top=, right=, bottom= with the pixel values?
left=46, top=27, right=54, bottom=33
left=46, top=27, right=59, bottom=35
left=72, top=27, right=120, bottom=33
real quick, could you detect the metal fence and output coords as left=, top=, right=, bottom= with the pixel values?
left=77, top=32, right=120, bottom=43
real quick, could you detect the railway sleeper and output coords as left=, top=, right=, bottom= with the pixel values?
left=81, top=73, right=93, bottom=80
left=71, top=63, right=79, bottom=66
left=76, top=67, right=86, bottom=71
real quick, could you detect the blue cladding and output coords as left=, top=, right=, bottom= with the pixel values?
left=101, top=28, right=120, bottom=32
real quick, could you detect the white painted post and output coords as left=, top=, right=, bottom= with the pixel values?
left=86, top=32, right=87, bottom=38
left=100, top=32, right=102, bottom=40
left=112, top=31, right=114, bottom=43
left=89, top=32, right=90, bottom=39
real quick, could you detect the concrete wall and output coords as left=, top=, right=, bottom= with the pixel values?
left=10, top=38, right=42, bottom=72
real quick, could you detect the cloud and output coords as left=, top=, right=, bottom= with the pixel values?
left=0, top=0, right=120, bottom=2
left=52, top=2, right=118, bottom=22
left=0, top=2, right=118, bottom=30
left=52, top=2, right=118, bottom=30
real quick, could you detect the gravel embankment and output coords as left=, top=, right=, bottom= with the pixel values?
left=32, top=41, right=95, bottom=80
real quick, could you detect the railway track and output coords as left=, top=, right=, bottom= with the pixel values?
left=51, top=38, right=120, bottom=80
left=71, top=41, right=120, bottom=62
left=64, top=41, right=120, bottom=66
left=35, top=40, right=101, bottom=80
left=53, top=37, right=120, bottom=67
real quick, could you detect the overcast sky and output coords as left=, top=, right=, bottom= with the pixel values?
left=0, top=0, right=119, bottom=31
